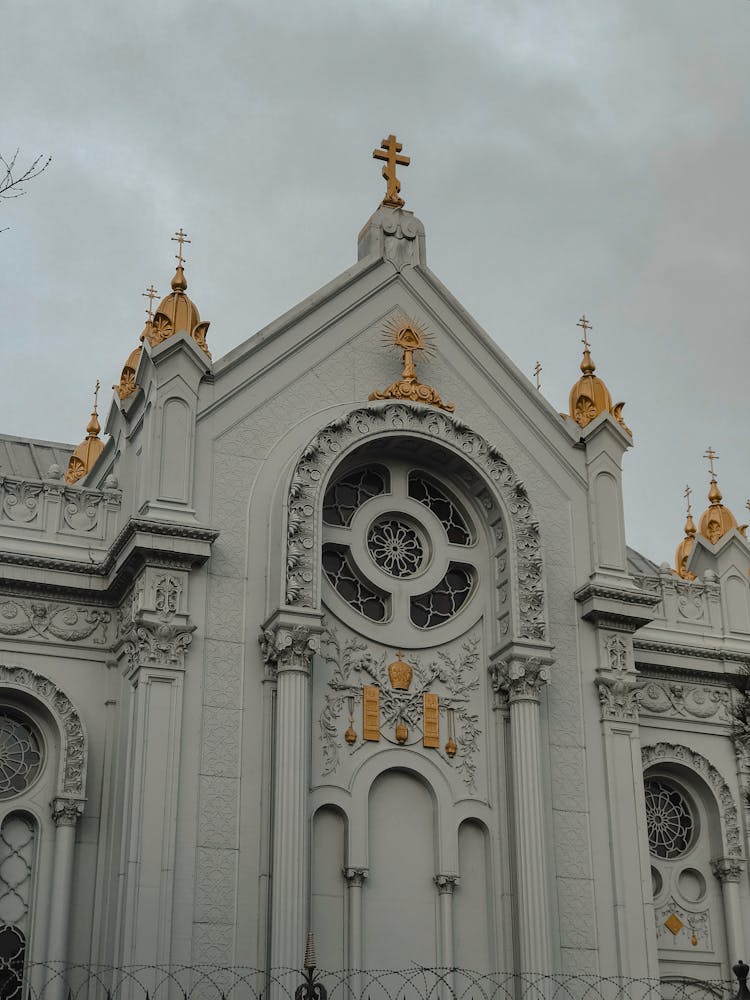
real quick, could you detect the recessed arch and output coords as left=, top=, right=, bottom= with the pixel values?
left=284, top=402, right=547, bottom=644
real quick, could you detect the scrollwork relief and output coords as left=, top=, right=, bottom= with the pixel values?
left=642, top=742, right=741, bottom=857
left=285, top=404, right=546, bottom=641
left=0, top=599, right=111, bottom=645
left=1, top=480, right=42, bottom=524
left=62, top=491, right=102, bottom=533
left=638, top=680, right=732, bottom=723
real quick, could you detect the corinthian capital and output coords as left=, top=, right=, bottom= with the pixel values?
left=491, top=657, right=549, bottom=704
left=596, top=674, right=640, bottom=722
left=259, top=616, right=321, bottom=675
left=51, top=797, right=85, bottom=827
left=711, top=857, right=745, bottom=884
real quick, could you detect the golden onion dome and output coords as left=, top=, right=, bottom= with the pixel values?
left=567, top=318, right=631, bottom=436
left=698, top=476, right=741, bottom=545
left=114, top=326, right=147, bottom=401
left=674, top=510, right=697, bottom=580
left=148, top=265, right=211, bottom=359
left=65, top=382, right=105, bottom=485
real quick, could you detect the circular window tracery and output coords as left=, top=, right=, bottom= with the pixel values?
left=0, top=712, right=43, bottom=800
left=644, top=778, right=695, bottom=859
left=367, top=518, right=425, bottom=578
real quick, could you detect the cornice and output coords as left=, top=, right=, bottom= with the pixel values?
left=636, top=661, right=746, bottom=687
left=575, top=581, right=661, bottom=631
left=633, top=636, right=750, bottom=668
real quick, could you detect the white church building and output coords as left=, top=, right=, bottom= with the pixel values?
left=0, top=137, right=748, bottom=998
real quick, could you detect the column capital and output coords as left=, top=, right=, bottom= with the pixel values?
left=343, top=867, right=369, bottom=887
left=490, top=657, right=549, bottom=704
left=259, top=613, right=322, bottom=676
left=51, top=797, right=85, bottom=827
left=434, top=873, right=459, bottom=895
left=711, top=857, right=745, bottom=884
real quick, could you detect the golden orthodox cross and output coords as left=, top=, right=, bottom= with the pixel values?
left=142, top=284, right=159, bottom=321
left=171, top=228, right=191, bottom=267
left=703, top=446, right=719, bottom=478
left=93, top=379, right=100, bottom=412
left=684, top=484, right=692, bottom=516
left=577, top=314, right=593, bottom=350
left=373, top=134, right=410, bottom=208
left=534, top=361, right=542, bottom=390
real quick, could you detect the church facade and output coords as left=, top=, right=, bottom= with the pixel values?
left=0, top=141, right=749, bottom=997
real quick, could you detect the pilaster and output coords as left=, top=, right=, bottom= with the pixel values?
left=711, top=858, right=747, bottom=966
left=344, top=868, right=368, bottom=977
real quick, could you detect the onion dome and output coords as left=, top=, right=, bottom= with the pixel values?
left=148, top=259, right=211, bottom=359
left=674, top=486, right=697, bottom=579
left=64, top=381, right=105, bottom=485
left=567, top=315, right=631, bottom=436
left=115, top=284, right=160, bottom=401
left=698, top=474, right=741, bottom=544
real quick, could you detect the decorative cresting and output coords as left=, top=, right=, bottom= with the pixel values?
left=697, top=447, right=746, bottom=545
left=64, top=380, right=105, bottom=485
left=368, top=314, right=454, bottom=412
left=642, top=742, right=742, bottom=858
left=674, top=484, right=697, bottom=580
left=0, top=664, right=87, bottom=800
left=284, top=403, right=546, bottom=641
left=114, top=284, right=159, bottom=401
left=567, top=314, right=631, bottom=436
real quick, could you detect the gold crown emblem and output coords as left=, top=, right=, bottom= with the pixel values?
left=387, top=652, right=413, bottom=691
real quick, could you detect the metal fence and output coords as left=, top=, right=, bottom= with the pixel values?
left=11, top=963, right=749, bottom=1000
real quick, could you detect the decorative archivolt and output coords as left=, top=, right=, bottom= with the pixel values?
left=0, top=663, right=87, bottom=799
left=284, top=402, right=546, bottom=642
left=641, top=742, right=741, bottom=858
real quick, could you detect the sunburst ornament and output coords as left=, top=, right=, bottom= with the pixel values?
left=369, top=313, right=454, bottom=412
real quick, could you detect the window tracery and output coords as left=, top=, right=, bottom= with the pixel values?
left=645, top=778, right=695, bottom=859
left=0, top=713, right=43, bottom=801
left=0, top=812, right=36, bottom=1000
left=323, top=465, right=388, bottom=527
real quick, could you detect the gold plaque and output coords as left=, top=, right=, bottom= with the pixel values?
left=664, top=913, right=683, bottom=936
left=423, top=693, right=439, bottom=748
left=363, top=686, right=380, bottom=741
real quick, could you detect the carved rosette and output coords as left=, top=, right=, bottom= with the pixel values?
left=284, top=404, right=546, bottom=642
left=259, top=623, right=320, bottom=677
left=490, top=657, right=549, bottom=704
left=51, top=796, right=85, bottom=827
left=710, top=857, right=745, bottom=884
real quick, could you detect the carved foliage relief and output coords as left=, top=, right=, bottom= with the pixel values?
left=285, top=404, right=546, bottom=642
left=0, top=599, right=111, bottom=646
left=315, top=619, right=484, bottom=795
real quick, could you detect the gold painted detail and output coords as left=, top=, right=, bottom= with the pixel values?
left=567, top=314, right=631, bottom=436
left=697, top=447, right=746, bottom=544
left=674, top=484, right=697, bottom=580
left=664, top=913, right=684, bottom=936
left=115, top=285, right=159, bottom=401
left=395, top=720, right=408, bottom=744
left=534, top=360, right=542, bottom=391
left=65, top=380, right=105, bottom=485
left=368, top=314, right=454, bottom=412
left=344, top=695, right=357, bottom=745
left=363, top=685, right=380, bottom=741
left=388, top=651, right=413, bottom=691
left=373, top=133, right=410, bottom=208
left=147, top=230, right=212, bottom=359
left=422, top=693, right=439, bottom=748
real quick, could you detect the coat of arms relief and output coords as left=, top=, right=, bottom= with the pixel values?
left=316, top=620, right=482, bottom=793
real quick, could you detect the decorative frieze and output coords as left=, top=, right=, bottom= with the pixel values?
left=284, top=403, right=546, bottom=641
left=0, top=475, right=121, bottom=536
left=638, top=680, right=733, bottom=724
left=0, top=599, right=111, bottom=645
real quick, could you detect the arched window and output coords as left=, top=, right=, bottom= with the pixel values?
left=0, top=812, right=37, bottom=1000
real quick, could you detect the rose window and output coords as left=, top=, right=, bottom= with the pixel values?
left=0, top=713, right=43, bottom=800
left=644, top=779, right=695, bottom=859
left=322, top=462, right=478, bottom=634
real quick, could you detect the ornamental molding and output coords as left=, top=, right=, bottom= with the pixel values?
left=117, top=572, right=195, bottom=674
left=638, top=679, right=733, bottom=725
left=642, top=742, right=741, bottom=858
left=0, top=475, right=122, bottom=532
left=0, top=663, right=87, bottom=798
left=0, top=598, right=111, bottom=645
left=490, top=656, right=549, bottom=704
left=633, top=637, right=750, bottom=667
left=285, top=403, right=546, bottom=642
left=710, top=857, right=745, bottom=884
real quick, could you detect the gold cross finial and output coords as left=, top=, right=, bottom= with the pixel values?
left=534, top=361, right=542, bottom=390
left=142, top=284, right=159, bottom=322
left=373, top=134, right=410, bottom=208
left=93, top=378, right=100, bottom=413
left=577, top=314, right=593, bottom=351
left=703, top=446, right=719, bottom=479
left=171, top=227, right=191, bottom=267
left=684, top=484, right=692, bottom=516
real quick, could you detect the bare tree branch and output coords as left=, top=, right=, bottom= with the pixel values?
left=0, top=149, right=52, bottom=200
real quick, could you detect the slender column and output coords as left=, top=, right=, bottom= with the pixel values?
left=493, top=657, right=552, bottom=975
left=344, top=868, right=368, bottom=972
left=46, top=798, right=84, bottom=999
left=434, top=874, right=459, bottom=969
left=261, top=620, right=320, bottom=972
left=711, top=859, right=746, bottom=968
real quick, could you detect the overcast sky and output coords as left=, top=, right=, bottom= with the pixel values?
left=3, top=0, right=749, bottom=565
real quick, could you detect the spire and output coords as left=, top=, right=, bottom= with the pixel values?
left=697, top=447, right=744, bottom=543
left=674, top=484, right=697, bottom=579
left=64, top=380, right=105, bottom=484
left=567, top=314, right=631, bottom=436
left=148, top=229, right=211, bottom=358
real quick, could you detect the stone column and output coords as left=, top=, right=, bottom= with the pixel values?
left=434, top=874, right=459, bottom=969
left=46, top=797, right=84, bottom=985
left=344, top=868, right=368, bottom=973
left=260, top=618, right=320, bottom=972
left=711, top=859, right=747, bottom=968
left=492, top=657, right=552, bottom=975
